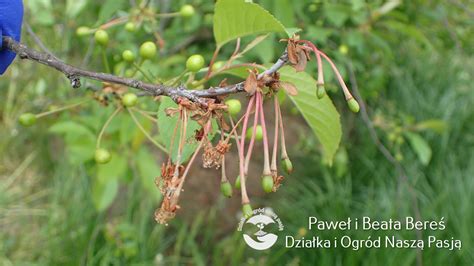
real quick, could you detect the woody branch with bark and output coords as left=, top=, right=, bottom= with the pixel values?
left=2, top=36, right=289, bottom=106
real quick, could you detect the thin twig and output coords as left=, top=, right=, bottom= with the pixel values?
left=347, top=62, right=423, bottom=266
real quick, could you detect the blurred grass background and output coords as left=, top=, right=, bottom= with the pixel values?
left=0, top=0, right=473, bottom=265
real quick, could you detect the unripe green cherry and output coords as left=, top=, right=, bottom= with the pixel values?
left=94, top=30, right=109, bottom=46
left=262, top=175, right=274, bottom=193
left=122, top=50, right=136, bottom=63
left=95, top=148, right=112, bottom=164
left=180, top=5, right=195, bottom=17
left=122, top=93, right=138, bottom=107
left=225, top=99, right=242, bottom=116
left=139, top=41, right=157, bottom=60
left=339, top=44, right=349, bottom=55
left=124, top=22, right=136, bottom=32
left=220, top=181, right=233, bottom=198
left=281, top=158, right=294, bottom=174
left=76, top=26, right=91, bottom=37
left=316, top=83, right=326, bottom=99
left=242, top=203, right=253, bottom=219
left=347, top=98, right=360, bottom=113
left=212, top=61, right=225, bottom=71
left=186, top=54, right=205, bottom=73
left=246, top=125, right=263, bottom=141
left=235, top=175, right=241, bottom=189
left=18, top=113, right=37, bottom=127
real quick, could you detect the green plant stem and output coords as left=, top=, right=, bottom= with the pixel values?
left=96, top=107, right=122, bottom=149
left=133, top=62, right=154, bottom=82
left=131, top=107, right=158, bottom=123
left=155, top=12, right=181, bottom=18
left=127, top=108, right=167, bottom=152
left=35, top=100, right=89, bottom=118
left=101, top=50, right=111, bottom=73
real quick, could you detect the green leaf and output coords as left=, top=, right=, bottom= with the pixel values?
left=92, top=179, right=118, bottom=212
left=26, top=0, right=55, bottom=26
left=405, top=132, right=432, bottom=165
left=324, top=3, right=351, bottom=27
left=66, top=0, right=88, bottom=18
left=279, top=67, right=342, bottom=164
left=49, top=121, right=95, bottom=140
left=49, top=121, right=96, bottom=163
left=213, top=0, right=286, bottom=47
left=415, top=119, right=447, bottom=134
left=136, top=148, right=162, bottom=202
left=97, top=0, right=127, bottom=24
left=285, top=28, right=302, bottom=37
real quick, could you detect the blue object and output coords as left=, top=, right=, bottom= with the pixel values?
left=0, top=0, right=23, bottom=75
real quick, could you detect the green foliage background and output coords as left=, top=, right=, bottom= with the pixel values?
left=0, top=0, right=473, bottom=265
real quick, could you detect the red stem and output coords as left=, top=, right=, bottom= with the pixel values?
left=258, top=93, right=271, bottom=175
left=238, top=96, right=256, bottom=204
left=244, top=93, right=261, bottom=175
left=271, top=97, right=279, bottom=171
left=299, top=40, right=353, bottom=100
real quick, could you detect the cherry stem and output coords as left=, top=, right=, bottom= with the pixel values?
left=221, top=155, right=228, bottom=183
left=223, top=113, right=246, bottom=145
left=299, top=40, right=353, bottom=100
left=166, top=110, right=181, bottom=165
left=244, top=92, right=261, bottom=176
left=98, top=16, right=129, bottom=30
left=96, top=106, right=122, bottom=149
left=133, top=62, right=155, bottom=83
left=177, top=120, right=212, bottom=192
left=258, top=93, right=271, bottom=175
left=173, top=109, right=188, bottom=180
left=271, top=97, right=279, bottom=171
left=277, top=101, right=288, bottom=159
left=229, top=116, right=243, bottom=156
left=155, top=12, right=180, bottom=18
left=35, top=100, right=89, bottom=118
left=127, top=108, right=168, bottom=152
left=316, top=52, right=324, bottom=85
left=206, top=46, right=221, bottom=79
left=239, top=96, right=256, bottom=204
left=131, top=107, right=158, bottom=123
left=101, top=50, right=111, bottom=74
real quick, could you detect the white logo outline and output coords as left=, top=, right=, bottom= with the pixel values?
left=237, top=208, right=284, bottom=250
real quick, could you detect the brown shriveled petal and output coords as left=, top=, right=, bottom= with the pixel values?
left=280, top=81, right=298, bottom=96
left=216, top=140, right=232, bottom=154
left=293, top=47, right=309, bottom=72
left=202, top=142, right=223, bottom=169
left=272, top=174, right=285, bottom=192
left=154, top=197, right=180, bottom=225
left=287, top=42, right=299, bottom=65
left=244, top=70, right=258, bottom=95
left=218, top=115, right=231, bottom=132
left=102, top=82, right=127, bottom=95
left=194, top=127, right=205, bottom=141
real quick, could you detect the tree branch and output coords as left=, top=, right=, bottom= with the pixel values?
left=2, top=36, right=288, bottom=106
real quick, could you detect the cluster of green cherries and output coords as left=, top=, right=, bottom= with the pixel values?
left=95, top=93, right=139, bottom=165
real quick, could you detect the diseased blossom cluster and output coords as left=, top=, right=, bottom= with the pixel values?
left=154, top=36, right=360, bottom=224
